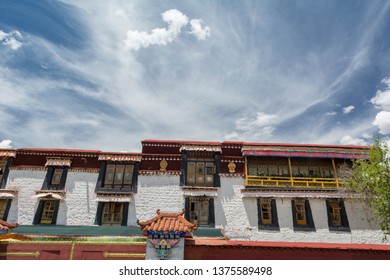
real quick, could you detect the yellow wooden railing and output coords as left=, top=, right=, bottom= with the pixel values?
left=245, top=176, right=342, bottom=189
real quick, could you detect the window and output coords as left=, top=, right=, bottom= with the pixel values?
left=180, top=152, right=220, bottom=187
left=95, top=202, right=129, bottom=226
left=187, top=161, right=214, bottom=186
left=96, top=162, right=138, bottom=193
left=42, top=167, right=68, bottom=190
left=0, top=199, right=11, bottom=221
left=257, top=198, right=279, bottom=230
left=33, top=200, right=60, bottom=225
left=185, top=197, right=215, bottom=226
left=326, top=200, right=350, bottom=231
left=0, top=157, right=11, bottom=189
left=248, top=158, right=289, bottom=177
left=291, top=199, right=315, bottom=231
left=104, top=163, right=134, bottom=188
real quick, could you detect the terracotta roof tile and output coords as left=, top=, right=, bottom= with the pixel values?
left=138, top=209, right=198, bottom=237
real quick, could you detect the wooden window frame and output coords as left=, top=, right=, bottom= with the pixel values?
left=95, top=202, right=129, bottom=226
left=33, top=199, right=60, bottom=225
left=185, top=197, right=215, bottom=227
left=42, top=166, right=68, bottom=191
left=291, top=199, right=315, bottom=231
left=257, top=198, right=279, bottom=230
left=0, top=157, right=12, bottom=189
left=326, top=199, right=350, bottom=231
left=95, top=162, right=139, bottom=194
left=0, top=199, right=12, bottom=221
left=180, top=152, right=221, bottom=188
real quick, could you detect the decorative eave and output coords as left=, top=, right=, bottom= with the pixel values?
left=139, top=170, right=181, bottom=176
left=0, top=189, right=17, bottom=199
left=137, top=209, right=198, bottom=237
left=241, top=145, right=369, bottom=159
left=45, top=157, right=72, bottom=167
left=179, top=144, right=222, bottom=153
left=241, top=188, right=362, bottom=199
left=98, top=154, right=142, bottom=162
left=0, top=149, right=17, bottom=158
left=95, top=193, right=132, bottom=202
left=33, top=190, right=66, bottom=200
left=182, top=187, right=219, bottom=197
left=16, top=148, right=101, bottom=157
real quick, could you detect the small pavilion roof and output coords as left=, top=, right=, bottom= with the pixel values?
left=137, top=209, right=198, bottom=237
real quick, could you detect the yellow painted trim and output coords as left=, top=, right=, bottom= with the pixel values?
left=69, top=242, right=75, bottom=260
left=331, top=159, right=339, bottom=187
left=0, top=251, right=40, bottom=258
left=103, top=251, right=146, bottom=259
left=288, top=157, right=293, bottom=181
left=0, top=240, right=147, bottom=246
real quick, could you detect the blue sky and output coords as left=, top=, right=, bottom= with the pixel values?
left=1, top=0, right=390, bottom=151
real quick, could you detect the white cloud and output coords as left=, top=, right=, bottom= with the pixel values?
left=371, top=78, right=390, bottom=135
left=372, top=111, right=390, bottom=134
left=0, top=30, right=22, bottom=50
left=326, top=111, right=337, bottom=116
left=342, top=105, right=355, bottom=114
left=0, top=140, right=12, bottom=148
left=340, top=135, right=367, bottom=146
left=124, top=9, right=210, bottom=51
left=371, top=78, right=390, bottom=110
left=361, top=133, right=372, bottom=139
left=189, top=19, right=211, bottom=40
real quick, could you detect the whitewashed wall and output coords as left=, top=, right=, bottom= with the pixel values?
left=6, top=169, right=99, bottom=226
left=219, top=177, right=389, bottom=244
left=4, top=170, right=389, bottom=244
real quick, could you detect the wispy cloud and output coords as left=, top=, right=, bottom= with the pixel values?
left=0, top=30, right=22, bottom=50
left=340, top=135, right=367, bottom=146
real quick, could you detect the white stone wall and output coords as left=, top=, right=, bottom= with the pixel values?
left=135, top=174, right=184, bottom=222
left=219, top=177, right=389, bottom=244
left=5, top=169, right=99, bottom=226
left=4, top=169, right=388, bottom=244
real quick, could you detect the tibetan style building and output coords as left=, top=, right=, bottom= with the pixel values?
left=0, top=140, right=389, bottom=260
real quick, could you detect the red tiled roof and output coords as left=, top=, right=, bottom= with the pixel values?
left=137, top=209, right=198, bottom=237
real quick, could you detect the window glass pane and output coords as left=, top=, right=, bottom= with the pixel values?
left=189, top=199, right=209, bottom=225
left=330, top=202, right=342, bottom=226
left=187, top=162, right=196, bottom=183
left=295, top=202, right=307, bottom=225
left=261, top=200, right=272, bottom=224
left=104, top=164, right=115, bottom=185
left=40, top=200, right=56, bottom=224
left=196, top=162, right=205, bottom=183
left=123, top=165, right=134, bottom=185
left=205, top=162, right=214, bottom=184
left=51, top=168, right=63, bottom=184
left=114, top=165, right=124, bottom=184
left=248, top=165, right=257, bottom=176
left=102, top=202, right=123, bottom=226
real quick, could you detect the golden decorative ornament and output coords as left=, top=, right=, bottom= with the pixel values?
left=160, top=160, right=168, bottom=171
left=228, top=161, right=236, bottom=173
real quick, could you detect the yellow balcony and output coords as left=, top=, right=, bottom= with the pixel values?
left=245, top=176, right=342, bottom=189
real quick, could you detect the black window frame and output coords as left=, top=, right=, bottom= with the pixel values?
left=94, top=201, right=129, bottom=226
left=33, top=199, right=60, bottom=225
left=257, top=198, right=279, bottom=230
left=95, top=161, right=139, bottom=194
left=326, top=199, right=350, bottom=232
left=42, top=166, right=68, bottom=190
left=0, top=198, right=12, bottom=221
left=180, top=152, right=220, bottom=187
left=184, top=197, right=215, bottom=227
left=291, top=199, right=316, bottom=231
left=0, top=158, right=12, bottom=189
